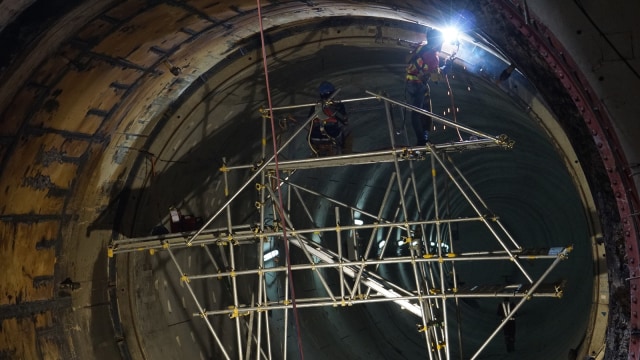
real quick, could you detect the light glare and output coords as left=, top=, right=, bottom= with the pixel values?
left=442, top=26, right=459, bottom=44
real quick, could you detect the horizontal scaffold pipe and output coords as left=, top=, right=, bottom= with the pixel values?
left=111, top=216, right=485, bottom=253
left=194, top=288, right=563, bottom=318
left=226, top=140, right=502, bottom=171
left=184, top=247, right=570, bottom=281
left=267, top=95, right=379, bottom=112
left=366, top=90, right=514, bottom=147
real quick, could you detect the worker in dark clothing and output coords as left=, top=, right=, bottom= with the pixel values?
left=405, top=28, right=444, bottom=145
left=308, top=81, right=351, bottom=155
left=497, top=298, right=517, bottom=353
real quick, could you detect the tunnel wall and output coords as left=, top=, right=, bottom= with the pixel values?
left=0, top=0, right=636, bottom=359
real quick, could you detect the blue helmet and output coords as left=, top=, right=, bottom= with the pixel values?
left=318, top=81, right=335, bottom=98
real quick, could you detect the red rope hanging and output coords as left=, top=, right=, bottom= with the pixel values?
left=255, top=1, right=305, bottom=358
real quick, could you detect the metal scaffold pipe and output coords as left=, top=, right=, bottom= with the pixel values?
left=165, top=244, right=231, bottom=359
left=470, top=248, right=571, bottom=360
left=365, top=90, right=506, bottom=143
left=427, top=144, right=534, bottom=284
left=267, top=95, right=378, bottom=112
left=111, top=84, right=575, bottom=360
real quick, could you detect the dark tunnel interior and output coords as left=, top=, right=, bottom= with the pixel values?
left=1, top=1, right=639, bottom=360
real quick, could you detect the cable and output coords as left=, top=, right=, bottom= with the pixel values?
left=256, top=1, right=305, bottom=359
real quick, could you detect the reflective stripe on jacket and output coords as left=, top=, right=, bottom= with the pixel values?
left=406, top=44, right=440, bottom=82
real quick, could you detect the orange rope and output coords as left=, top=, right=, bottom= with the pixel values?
left=256, top=1, right=305, bottom=358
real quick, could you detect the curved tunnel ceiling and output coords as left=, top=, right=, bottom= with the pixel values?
left=0, top=1, right=638, bottom=359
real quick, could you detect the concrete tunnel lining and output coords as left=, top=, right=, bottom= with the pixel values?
left=0, top=0, right=637, bottom=359
left=95, top=9, right=600, bottom=358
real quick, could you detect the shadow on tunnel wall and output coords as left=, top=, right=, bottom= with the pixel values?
left=85, top=44, right=419, bottom=239
left=85, top=112, right=263, bottom=239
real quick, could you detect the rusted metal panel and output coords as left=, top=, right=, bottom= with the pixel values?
left=29, top=45, right=83, bottom=88
left=75, top=17, right=118, bottom=46
left=30, top=62, right=140, bottom=134
left=0, top=152, right=67, bottom=214
left=0, top=317, right=39, bottom=359
left=102, top=0, right=150, bottom=23
left=187, top=0, right=254, bottom=19
left=0, top=221, right=58, bottom=306
left=93, top=3, right=193, bottom=68
left=0, top=86, right=43, bottom=136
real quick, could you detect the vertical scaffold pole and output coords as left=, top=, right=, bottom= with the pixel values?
left=446, top=155, right=523, bottom=249
left=429, top=147, right=533, bottom=283
left=470, top=249, right=569, bottom=360
left=383, top=98, right=433, bottom=355
left=429, top=148, right=449, bottom=360
left=223, top=156, right=244, bottom=360
left=255, top=109, right=269, bottom=359
left=164, top=243, right=231, bottom=360
left=335, top=207, right=346, bottom=302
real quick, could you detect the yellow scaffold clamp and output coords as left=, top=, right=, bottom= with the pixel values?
left=219, top=164, right=229, bottom=173
left=180, top=273, right=190, bottom=283
left=252, top=159, right=264, bottom=172
left=107, top=246, right=114, bottom=258
left=229, top=307, right=250, bottom=319
left=497, top=134, right=515, bottom=149
left=258, top=106, right=270, bottom=118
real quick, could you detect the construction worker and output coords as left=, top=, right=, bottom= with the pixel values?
left=405, top=28, right=444, bottom=145
left=497, top=298, right=517, bottom=353
left=308, top=81, right=351, bottom=155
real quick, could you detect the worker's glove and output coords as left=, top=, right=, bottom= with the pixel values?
left=441, top=59, right=453, bottom=76
left=429, top=71, right=443, bottom=84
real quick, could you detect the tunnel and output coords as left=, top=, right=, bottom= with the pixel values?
left=0, top=0, right=639, bottom=359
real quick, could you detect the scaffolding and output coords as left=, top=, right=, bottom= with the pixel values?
left=109, top=91, right=571, bottom=360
